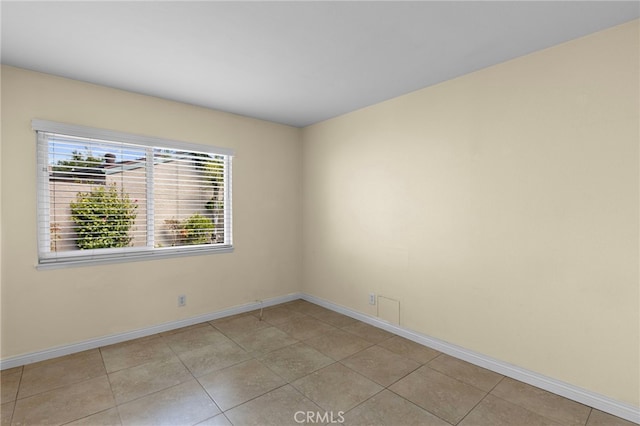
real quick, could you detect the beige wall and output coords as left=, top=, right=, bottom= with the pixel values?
left=302, top=20, right=639, bottom=406
left=1, top=65, right=302, bottom=358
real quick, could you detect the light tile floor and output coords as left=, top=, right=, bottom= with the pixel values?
left=0, top=299, right=636, bottom=426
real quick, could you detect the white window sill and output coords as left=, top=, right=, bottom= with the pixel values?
left=37, top=246, right=234, bottom=270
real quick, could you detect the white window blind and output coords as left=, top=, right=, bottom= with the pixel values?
left=34, top=120, right=233, bottom=268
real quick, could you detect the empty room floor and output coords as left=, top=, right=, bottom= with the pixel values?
left=1, top=299, right=635, bottom=426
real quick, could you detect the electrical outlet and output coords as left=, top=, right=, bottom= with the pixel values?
left=178, top=295, right=186, bottom=307
left=369, top=293, right=376, bottom=305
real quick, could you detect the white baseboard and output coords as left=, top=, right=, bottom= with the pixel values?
left=302, top=294, right=640, bottom=424
left=1, top=291, right=637, bottom=423
left=0, top=292, right=301, bottom=370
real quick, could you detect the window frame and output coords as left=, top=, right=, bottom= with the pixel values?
left=33, top=119, right=234, bottom=270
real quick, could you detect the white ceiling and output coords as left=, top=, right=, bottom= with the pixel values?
left=2, top=1, right=638, bottom=127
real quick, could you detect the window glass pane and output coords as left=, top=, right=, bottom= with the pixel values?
left=47, top=136, right=147, bottom=252
left=153, top=150, right=224, bottom=247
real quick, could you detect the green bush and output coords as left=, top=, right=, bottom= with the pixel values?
left=182, top=214, right=214, bottom=245
left=70, top=184, right=137, bottom=249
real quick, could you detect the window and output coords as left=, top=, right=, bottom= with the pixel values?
left=34, top=120, right=234, bottom=268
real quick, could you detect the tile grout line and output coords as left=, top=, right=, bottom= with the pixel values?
left=337, top=387, right=388, bottom=421
left=336, top=350, right=421, bottom=389
left=201, top=360, right=288, bottom=414
left=453, top=388, right=492, bottom=425
left=97, top=346, right=124, bottom=426
left=416, top=362, right=504, bottom=396
left=219, top=383, right=311, bottom=420
left=583, top=408, right=594, bottom=426
left=58, top=407, right=119, bottom=426
left=489, top=378, right=595, bottom=426
left=192, top=372, right=224, bottom=420
left=7, top=367, right=23, bottom=426
left=12, top=370, right=106, bottom=402
left=482, top=391, right=574, bottom=426
left=383, top=386, right=456, bottom=426
left=165, top=323, right=253, bottom=411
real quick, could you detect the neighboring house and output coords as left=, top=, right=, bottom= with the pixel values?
left=48, top=155, right=223, bottom=252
